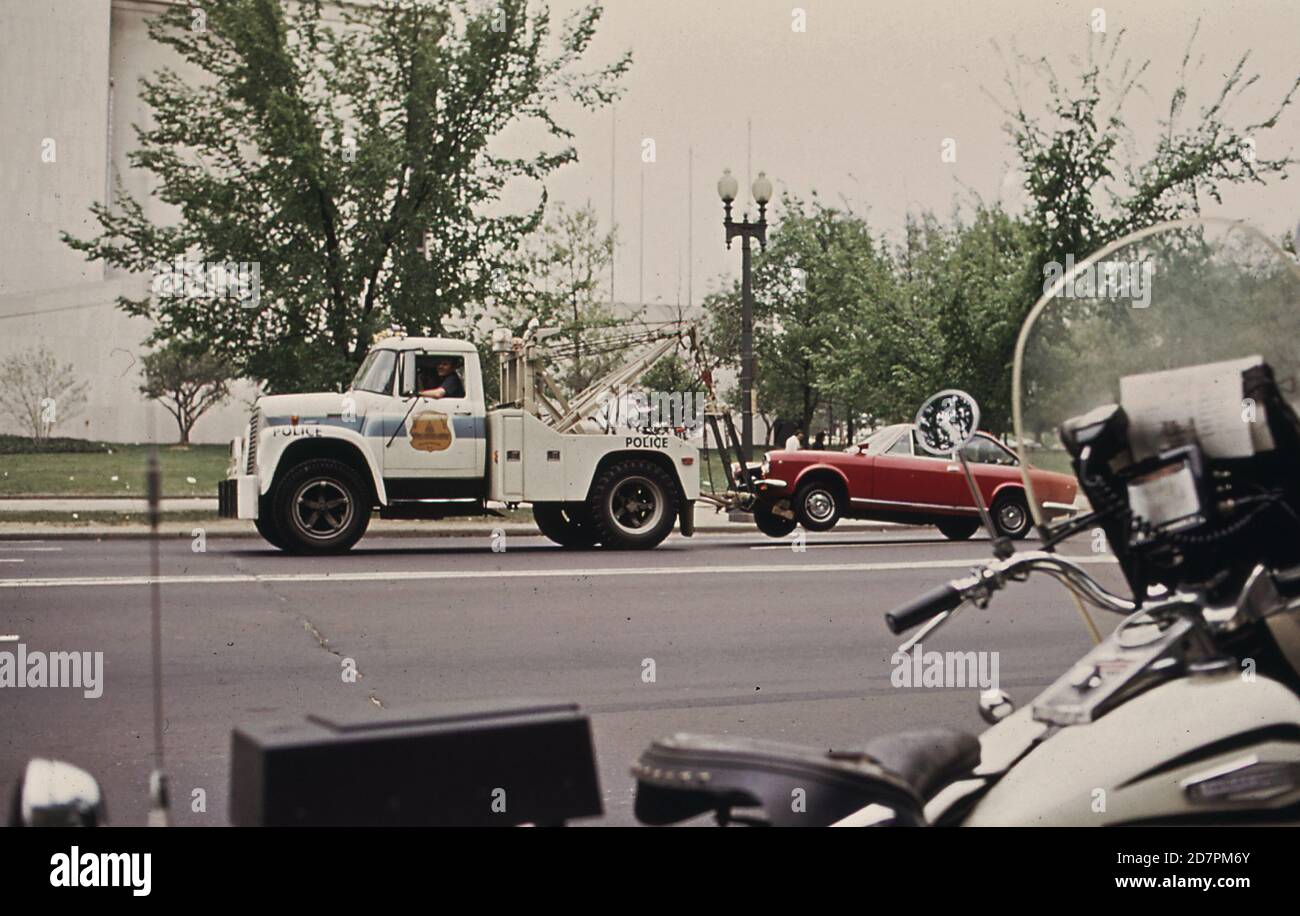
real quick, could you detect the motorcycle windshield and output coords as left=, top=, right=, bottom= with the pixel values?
left=1012, top=218, right=1300, bottom=530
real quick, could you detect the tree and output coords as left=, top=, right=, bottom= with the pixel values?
left=704, top=195, right=894, bottom=432
left=489, top=201, right=623, bottom=395
left=64, top=0, right=629, bottom=394
left=139, top=342, right=236, bottom=444
left=997, top=24, right=1298, bottom=305
left=0, top=345, right=89, bottom=440
left=862, top=207, right=1037, bottom=433
left=841, top=28, right=1300, bottom=435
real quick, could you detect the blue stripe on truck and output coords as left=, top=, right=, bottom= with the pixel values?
left=263, top=415, right=486, bottom=439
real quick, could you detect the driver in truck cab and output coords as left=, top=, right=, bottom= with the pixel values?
left=418, top=357, right=464, bottom=399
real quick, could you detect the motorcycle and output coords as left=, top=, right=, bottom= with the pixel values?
left=632, top=217, right=1300, bottom=826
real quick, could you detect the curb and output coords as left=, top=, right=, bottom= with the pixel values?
left=0, top=519, right=910, bottom=541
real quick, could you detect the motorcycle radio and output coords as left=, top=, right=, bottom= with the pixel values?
left=1062, top=356, right=1300, bottom=599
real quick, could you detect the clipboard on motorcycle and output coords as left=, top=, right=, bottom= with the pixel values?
left=914, top=390, right=1014, bottom=560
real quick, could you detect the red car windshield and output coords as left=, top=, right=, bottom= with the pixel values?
left=859, top=425, right=907, bottom=452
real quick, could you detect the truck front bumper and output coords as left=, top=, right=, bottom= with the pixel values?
left=218, top=476, right=259, bottom=519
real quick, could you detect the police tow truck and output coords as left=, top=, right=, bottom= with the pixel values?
left=218, top=323, right=702, bottom=553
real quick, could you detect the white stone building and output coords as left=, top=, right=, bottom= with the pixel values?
left=0, top=0, right=265, bottom=443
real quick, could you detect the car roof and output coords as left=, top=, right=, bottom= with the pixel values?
left=371, top=336, right=477, bottom=354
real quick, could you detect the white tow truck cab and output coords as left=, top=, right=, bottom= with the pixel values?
left=219, top=326, right=700, bottom=553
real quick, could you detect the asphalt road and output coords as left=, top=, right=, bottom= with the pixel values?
left=0, top=528, right=1125, bottom=826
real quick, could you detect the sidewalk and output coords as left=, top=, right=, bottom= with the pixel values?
left=0, top=497, right=904, bottom=539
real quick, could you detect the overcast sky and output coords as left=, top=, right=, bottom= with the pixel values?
left=523, top=0, right=1300, bottom=308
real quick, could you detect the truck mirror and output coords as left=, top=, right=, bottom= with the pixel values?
left=401, top=352, right=417, bottom=397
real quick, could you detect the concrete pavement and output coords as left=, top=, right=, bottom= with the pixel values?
left=0, top=530, right=1121, bottom=826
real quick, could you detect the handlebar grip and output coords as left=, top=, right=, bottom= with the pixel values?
left=885, top=583, right=965, bottom=635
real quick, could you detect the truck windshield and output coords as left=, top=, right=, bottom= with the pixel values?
left=351, top=349, right=397, bottom=394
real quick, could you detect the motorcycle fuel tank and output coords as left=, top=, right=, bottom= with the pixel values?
left=960, top=672, right=1300, bottom=826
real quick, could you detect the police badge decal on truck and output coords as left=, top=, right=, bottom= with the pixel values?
left=410, top=411, right=453, bottom=452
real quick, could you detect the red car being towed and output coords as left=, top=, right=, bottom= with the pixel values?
left=750, top=423, right=1078, bottom=540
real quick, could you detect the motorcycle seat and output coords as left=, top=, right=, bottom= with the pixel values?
left=632, top=728, right=978, bottom=827
left=853, top=728, right=981, bottom=801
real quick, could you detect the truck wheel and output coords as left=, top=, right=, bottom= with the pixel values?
left=274, top=459, right=371, bottom=555
left=533, top=503, right=599, bottom=548
left=753, top=507, right=797, bottom=538
left=588, top=459, right=679, bottom=550
left=793, top=479, right=843, bottom=532
left=254, top=496, right=288, bottom=550
left=991, top=491, right=1032, bottom=540
left=936, top=517, right=980, bottom=541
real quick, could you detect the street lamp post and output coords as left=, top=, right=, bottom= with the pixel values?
left=717, top=168, right=772, bottom=464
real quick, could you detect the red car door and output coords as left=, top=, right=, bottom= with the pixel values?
left=868, top=429, right=965, bottom=506
left=910, top=449, right=973, bottom=507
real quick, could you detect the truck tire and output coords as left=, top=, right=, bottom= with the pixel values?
left=273, top=458, right=371, bottom=555
left=753, top=506, right=798, bottom=538
left=533, top=502, right=600, bottom=548
left=254, top=496, right=288, bottom=550
left=588, top=459, right=679, bottom=550
left=936, top=517, right=980, bottom=541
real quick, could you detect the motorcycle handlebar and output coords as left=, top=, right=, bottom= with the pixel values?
left=882, top=552, right=1137, bottom=637
left=884, top=582, right=966, bottom=634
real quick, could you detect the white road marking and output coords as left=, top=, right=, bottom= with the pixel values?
left=0, top=547, right=61, bottom=552
left=0, top=634, right=19, bottom=642
left=0, top=555, right=1117, bottom=590
left=0, top=559, right=25, bottom=564
left=751, top=539, right=950, bottom=550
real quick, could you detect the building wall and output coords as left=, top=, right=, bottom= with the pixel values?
left=0, top=0, right=111, bottom=299
left=0, top=0, right=257, bottom=444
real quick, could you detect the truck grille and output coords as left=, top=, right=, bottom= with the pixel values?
left=245, top=407, right=260, bottom=474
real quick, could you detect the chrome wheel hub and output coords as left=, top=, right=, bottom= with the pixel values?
left=607, top=476, right=664, bottom=534
left=804, top=490, right=835, bottom=523
left=292, top=478, right=353, bottom=540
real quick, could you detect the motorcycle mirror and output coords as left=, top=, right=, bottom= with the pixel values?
left=9, top=758, right=107, bottom=827
left=915, top=390, right=980, bottom=456
left=978, top=689, right=1016, bottom=725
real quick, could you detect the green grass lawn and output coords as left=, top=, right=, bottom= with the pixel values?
left=697, top=446, right=775, bottom=493
left=0, top=438, right=1071, bottom=500
left=0, top=444, right=229, bottom=498
left=0, top=510, right=220, bottom=525
left=1023, top=447, right=1074, bottom=475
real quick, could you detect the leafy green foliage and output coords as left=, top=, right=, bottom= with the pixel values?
left=64, top=0, right=627, bottom=393
left=483, top=201, right=624, bottom=395
left=705, top=195, right=895, bottom=431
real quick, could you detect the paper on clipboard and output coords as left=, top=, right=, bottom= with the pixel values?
left=1119, top=356, right=1273, bottom=461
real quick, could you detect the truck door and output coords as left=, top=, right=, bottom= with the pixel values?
left=382, top=350, right=481, bottom=478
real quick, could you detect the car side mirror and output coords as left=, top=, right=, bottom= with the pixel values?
left=400, top=352, right=417, bottom=398
left=9, top=758, right=106, bottom=827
